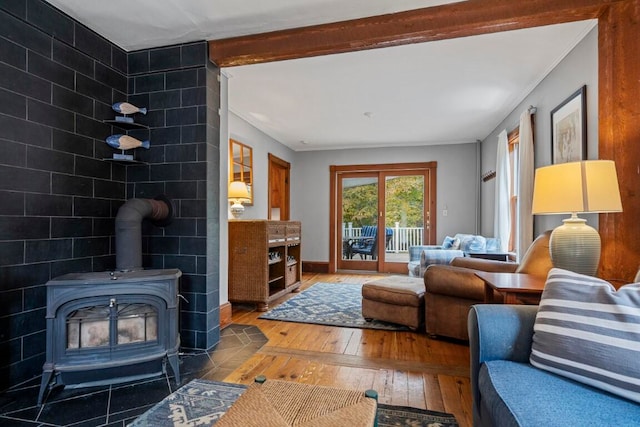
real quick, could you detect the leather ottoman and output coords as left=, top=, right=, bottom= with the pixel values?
left=361, top=276, right=425, bottom=330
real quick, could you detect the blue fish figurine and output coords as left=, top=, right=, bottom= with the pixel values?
left=106, top=134, right=150, bottom=150
left=112, top=102, right=147, bottom=115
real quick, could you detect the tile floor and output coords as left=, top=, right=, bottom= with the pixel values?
left=0, top=324, right=267, bottom=426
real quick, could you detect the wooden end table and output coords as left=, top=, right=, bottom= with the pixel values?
left=475, top=271, right=546, bottom=304
left=465, top=251, right=509, bottom=261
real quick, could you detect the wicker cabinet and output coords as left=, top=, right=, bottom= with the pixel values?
left=228, top=220, right=302, bottom=311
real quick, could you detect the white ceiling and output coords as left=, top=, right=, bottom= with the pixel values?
left=228, top=21, right=594, bottom=151
left=45, top=1, right=595, bottom=152
left=44, top=0, right=464, bottom=51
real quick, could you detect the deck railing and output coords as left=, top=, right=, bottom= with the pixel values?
left=342, top=223, right=424, bottom=252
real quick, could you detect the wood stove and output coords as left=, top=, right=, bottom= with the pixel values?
left=37, top=196, right=182, bottom=405
left=37, top=269, right=181, bottom=405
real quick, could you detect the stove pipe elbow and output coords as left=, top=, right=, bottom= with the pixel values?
left=115, top=196, right=172, bottom=271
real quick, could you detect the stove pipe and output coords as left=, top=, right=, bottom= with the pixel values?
left=115, top=196, right=172, bottom=271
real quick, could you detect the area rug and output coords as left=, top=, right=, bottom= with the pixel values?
left=129, top=379, right=459, bottom=426
left=258, top=282, right=409, bottom=331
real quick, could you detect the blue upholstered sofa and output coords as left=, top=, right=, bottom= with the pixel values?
left=408, top=234, right=501, bottom=277
left=407, top=245, right=463, bottom=277
left=468, top=304, right=640, bottom=427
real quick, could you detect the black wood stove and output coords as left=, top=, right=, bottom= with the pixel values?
left=38, top=197, right=182, bottom=405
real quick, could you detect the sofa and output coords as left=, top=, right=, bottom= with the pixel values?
left=468, top=269, right=640, bottom=427
left=407, top=233, right=501, bottom=277
left=407, top=245, right=463, bottom=277
left=422, top=231, right=552, bottom=340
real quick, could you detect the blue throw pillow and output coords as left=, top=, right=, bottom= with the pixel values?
left=459, top=235, right=486, bottom=252
left=531, top=268, right=640, bottom=404
left=442, top=236, right=455, bottom=249
left=485, top=237, right=501, bottom=252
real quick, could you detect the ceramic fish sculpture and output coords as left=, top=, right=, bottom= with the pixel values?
left=106, top=134, right=150, bottom=150
left=112, top=102, right=147, bottom=115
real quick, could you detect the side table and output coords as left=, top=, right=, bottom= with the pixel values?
left=465, top=251, right=509, bottom=261
left=475, top=271, right=546, bottom=304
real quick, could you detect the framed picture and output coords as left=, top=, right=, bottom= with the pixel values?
left=551, top=85, right=587, bottom=164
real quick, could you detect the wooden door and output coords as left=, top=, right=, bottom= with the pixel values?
left=268, top=154, right=290, bottom=220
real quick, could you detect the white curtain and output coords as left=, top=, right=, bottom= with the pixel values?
left=516, top=109, right=535, bottom=260
left=494, top=130, right=511, bottom=252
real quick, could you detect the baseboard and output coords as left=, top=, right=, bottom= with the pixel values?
left=220, top=302, right=232, bottom=329
left=302, top=261, right=329, bottom=273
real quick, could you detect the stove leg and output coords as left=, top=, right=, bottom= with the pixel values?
left=38, top=369, right=54, bottom=406
left=167, top=353, right=181, bottom=385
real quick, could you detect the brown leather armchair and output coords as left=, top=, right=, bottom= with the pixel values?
left=423, top=231, right=553, bottom=340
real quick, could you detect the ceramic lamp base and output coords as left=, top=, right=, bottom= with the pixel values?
left=550, top=214, right=600, bottom=276
left=230, top=202, right=245, bottom=218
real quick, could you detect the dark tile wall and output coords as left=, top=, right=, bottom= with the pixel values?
left=0, top=0, right=128, bottom=389
left=0, top=0, right=220, bottom=390
left=127, top=42, right=220, bottom=350
left=205, top=62, right=222, bottom=350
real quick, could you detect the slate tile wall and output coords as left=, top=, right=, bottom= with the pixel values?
left=205, top=61, right=222, bottom=349
left=0, top=0, right=221, bottom=389
left=0, top=0, right=128, bottom=389
left=126, top=41, right=219, bottom=350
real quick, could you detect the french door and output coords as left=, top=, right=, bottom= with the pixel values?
left=331, top=163, right=437, bottom=273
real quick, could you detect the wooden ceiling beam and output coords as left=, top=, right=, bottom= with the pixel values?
left=208, top=0, right=621, bottom=67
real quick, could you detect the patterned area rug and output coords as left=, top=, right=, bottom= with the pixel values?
left=129, top=379, right=459, bottom=426
left=258, top=282, right=410, bottom=331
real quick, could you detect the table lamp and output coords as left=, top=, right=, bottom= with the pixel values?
left=228, top=181, right=250, bottom=218
left=531, top=160, right=622, bottom=276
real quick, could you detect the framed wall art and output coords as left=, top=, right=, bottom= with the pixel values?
left=551, top=85, right=587, bottom=164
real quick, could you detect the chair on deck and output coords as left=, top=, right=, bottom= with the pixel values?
left=351, top=226, right=378, bottom=260
left=384, top=227, right=393, bottom=249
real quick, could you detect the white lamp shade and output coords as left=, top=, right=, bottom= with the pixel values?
left=228, top=181, right=250, bottom=201
left=532, top=160, right=622, bottom=215
left=531, top=160, right=622, bottom=276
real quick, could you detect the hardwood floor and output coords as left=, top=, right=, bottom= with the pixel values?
left=224, top=272, right=472, bottom=427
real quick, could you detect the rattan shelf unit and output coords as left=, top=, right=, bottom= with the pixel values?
left=228, top=220, right=302, bottom=311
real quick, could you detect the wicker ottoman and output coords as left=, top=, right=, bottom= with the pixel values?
left=216, top=377, right=378, bottom=427
left=362, top=276, right=425, bottom=330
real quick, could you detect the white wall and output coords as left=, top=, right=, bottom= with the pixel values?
left=293, top=143, right=479, bottom=262
left=481, top=26, right=598, bottom=238
left=228, top=111, right=296, bottom=219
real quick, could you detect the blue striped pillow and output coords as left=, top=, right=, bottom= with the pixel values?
left=530, top=268, right=640, bottom=403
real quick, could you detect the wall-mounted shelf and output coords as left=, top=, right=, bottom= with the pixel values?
left=103, top=157, right=146, bottom=164
left=103, top=119, right=149, bottom=131
left=103, top=116, right=149, bottom=164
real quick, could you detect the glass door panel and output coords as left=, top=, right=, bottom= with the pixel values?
left=332, top=164, right=435, bottom=273
left=382, top=173, right=426, bottom=273
left=338, top=174, right=380, bottom=270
